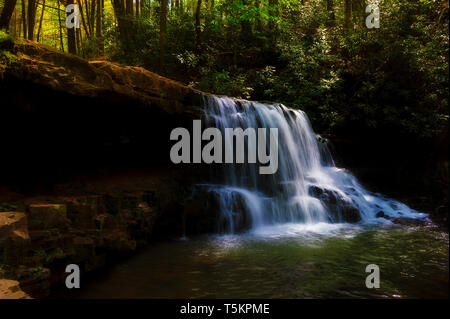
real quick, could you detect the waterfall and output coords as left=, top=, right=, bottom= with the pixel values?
left=198, top=95, right=426, bottom=233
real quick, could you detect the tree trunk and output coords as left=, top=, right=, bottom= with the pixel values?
left=195, top=0, right=201, bottom=53
left=78, top=1, right=91, bottom=37
left=36, top=0, right=45, bottom=42
left=112, top=0, right=134, bottom=47
left=254, top=0, right=262, bottom=33
left=0, top=0, right=18, bottom=31
left=58, top=0, right=64, bottom=52
left=268, top=0, right=278, bottom=41
left=21, top=0, right=27, bottom=38
left=240, top=0, right=252, bottom=38
left=160, top=0, right=168, bottom=73
left=344, top=0, right=352, bottom=30
left=66, top=0, right=77, bottom=54
left=84, top=0, right=96, bottom=35
left=76, top=25, right=81, bottom=55
left=326, top=0, right=335, bottom=26
left=126, top=0, right=133, bottom=15
left=27, top=0, right=37, bottom=40
left=97, top=0, right=104, bottom=54
left=352, top=0, right=365, bottom=24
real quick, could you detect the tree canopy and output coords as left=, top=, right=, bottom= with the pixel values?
left=0, top=0, right=448, bottom=140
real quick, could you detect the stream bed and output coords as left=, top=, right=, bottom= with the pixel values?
left=55, top=222, right=448, bottom=299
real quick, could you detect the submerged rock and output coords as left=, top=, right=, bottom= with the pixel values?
left=391, top=217, right=429, bottom=227
left=27, top=204, right=70, bottom=231
left=376, top=211, right=385, bottom=218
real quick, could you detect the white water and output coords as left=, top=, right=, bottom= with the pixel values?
left=199, top=96, right=426, bottom=233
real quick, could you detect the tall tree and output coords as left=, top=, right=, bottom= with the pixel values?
left=352, top=0, right=364, bottom=24
left=160, top=0, right=168, bottom=72
left=0, top=0, right=18, bottom=30
left=112, top=0, right=135, bottom=48
left=64, top=0, right=77, bottom=54
left=21, top=0, right=27, bottom=38
left=97, top=0, right=104, bottom=54
left=326, top=0, right=335, bottom=26
left=27, top=0, right=37, bottom=40
left=268, top=0, right=279, bottom=40
left=126, top=0, right=133, bottom=15
left=36, top=0, right=46, bottom=41
left=344, top=0, right=352, bottom=30
left=254, top=0, right=262, bottom=33
left=57, top=0, right=64, bottom=52
left=240, top=0, right=252, bottom=38
left=195, top=0, right=201, bottom=53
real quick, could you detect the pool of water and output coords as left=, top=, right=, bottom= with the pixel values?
left=56, top=222, right=449, bottom=299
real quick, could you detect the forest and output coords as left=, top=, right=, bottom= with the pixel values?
left=0, top=0, right=447, bottom=137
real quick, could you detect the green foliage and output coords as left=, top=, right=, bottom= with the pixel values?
left=0, top=0, right=447, bottom=142
left=105, top=0, right=447, bottom=143
left=0, top=29, right=13, bottom=46
left=78, top=36, right=102, bottom=59
left=0, top=29, right=15, bottom=64
left=0, top=202, right=18, bottom=211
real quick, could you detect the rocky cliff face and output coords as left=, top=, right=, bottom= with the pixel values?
left=0, top=279, right=31, bottom=299
left=1, top=39, right=204, bottom=115
left=1, top=39, right=206, bottom=187
left=0, top=40, right=215, bottom=298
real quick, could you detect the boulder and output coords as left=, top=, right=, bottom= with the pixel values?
left=0, top=212, right=30, bottom=266
left=14, top=266, right=51, bottom=298
left=308, top=185, right=361, bottom=223
left=1, top=39, right=204, bottom=116
left=375, top=211, right=391, bottom=219
left=376, top=211, right=385, bottom=218
left=340, top=204, right=361, bottom=223
left=392, top=217, right=429, bottom=227
left=0, top=279, right=31, bottom=299
left=27, top=204, right=70, bottom=230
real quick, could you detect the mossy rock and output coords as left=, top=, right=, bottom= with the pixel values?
left=0, top=30, right=14, bottom=51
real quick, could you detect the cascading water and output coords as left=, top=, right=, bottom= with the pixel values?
left=199, top=95, right=426, bottom=233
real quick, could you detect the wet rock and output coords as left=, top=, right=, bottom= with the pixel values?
left=340, top=204, right=361, bottom=223
left=72, top=236, right=95, bottom=264
left=308, top=185, right=360, bottom=222
left=14, top=266, right=51, bottom=298
left=2, top=39, right=204, bottom=117
left=65, top=196, right=102, bottom=229
left=94, top=213, right=118, bottom=231
left=0, top=191, right=164, bottom=298
left=0, top=212, right=30, bottom=266
left=27, top=204, right=70, bottom=231
left=392, top=218, right=429, bottom=227
left=0, top=31, right=14, bottom=51
left=0, top=279, right=31, bottom=299
left=308, top=185, right=337, bottom=205
left=376, top=211, right=385, bottom=218
left=308, top=185, right=323, bottom=197
left=183, top=188, right=220, bottom=234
